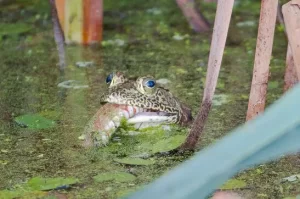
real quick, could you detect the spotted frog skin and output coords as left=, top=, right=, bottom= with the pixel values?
left=100, top=71, right=193, bottom=126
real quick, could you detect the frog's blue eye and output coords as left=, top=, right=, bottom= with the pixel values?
left=106, top=73, right=113, bottom=84
left=145, top=80, right=155, bottom=88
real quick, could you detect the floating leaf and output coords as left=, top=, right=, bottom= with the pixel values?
left=93, top=172, right=136, bottom=183
left=27, top=176, right=79, bottom=191
left=0, top=189, right=46, bottom=199
left=0, top=190, right=19, bottom=199
left=114, top=157, right=155, bottom=166
left=14, top=114, right=56, bottom=129
left=152, top=135, right=186, bottom=153
left=220, top=179, right=247, bottom=190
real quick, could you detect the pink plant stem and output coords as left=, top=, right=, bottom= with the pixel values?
left=181, top=0, right=234, bottom=150
left=246, top=0, right=278, bottom=121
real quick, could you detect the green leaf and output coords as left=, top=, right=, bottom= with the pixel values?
left=114, top=157, right=155, bottom=166
left=14, top=114, right=56, bottom=129
left=152, top=135, right=186, bottom=153
left=27, top=176, right=79, bottom=191
left=93, top=172, right=136, bottom=183
left=0, top=190, right=19, bottom=199
left=220, top=179, right=247, bottom=190
left=0, top=189, right=46, bottom=199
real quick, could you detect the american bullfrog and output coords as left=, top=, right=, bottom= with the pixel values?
left=82, top=71, right=193, bottom=147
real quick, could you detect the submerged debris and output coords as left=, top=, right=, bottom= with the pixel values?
left=75, top=61, right=94, bottom=68
left=156, top=78, right=171, bottom=85
left=57, top=80, right=89, bottom=89
left=212, top=94, right=231, bottom=106
left=172, top=33, right=189, bottom=41
left=146, top=8, right=162, bottom=15
left=101, top=39, right=125, bottom=47
left=236, top=20, right=256, bottom=27
left=281, top=174, right=300, bottom=183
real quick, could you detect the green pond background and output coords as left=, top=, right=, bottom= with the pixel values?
left=1, top=0, right=299, bottom=198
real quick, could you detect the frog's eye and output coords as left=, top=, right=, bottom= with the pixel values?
left=106, top=73, right=114, bottom=84
left=145, top=80, right=155, bottom=88
left=135, top=76, right=156, bottom=95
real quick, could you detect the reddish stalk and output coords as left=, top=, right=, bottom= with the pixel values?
left=282, top=0, right=300, bottom=80
left=276, top=3, right=298, bottom=92
left=284, top=45, right=298, bottom=91
left=180, top=0, right=234, bottom=150
left=176, top=0, right=210, bottom=33
left=246, top=0, right=278, bottom=121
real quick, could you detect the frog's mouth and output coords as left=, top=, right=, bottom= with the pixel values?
left=101, top=99, right=192, bottom=126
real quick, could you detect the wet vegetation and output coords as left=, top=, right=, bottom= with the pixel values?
left=0, top=0, right=299, bottom=198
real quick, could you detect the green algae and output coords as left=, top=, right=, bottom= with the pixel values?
left=0, top=23, right=32, bottom=37
left=220, top=179, right=247, bottom=190
left=0, top=190, right=47, bottom=199
left=0, top=0, right=297, bottom=198
left=114, top=158, right=156, bottom=166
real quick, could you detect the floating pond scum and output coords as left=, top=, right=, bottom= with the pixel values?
left=125, top=84, right=300, bottom=199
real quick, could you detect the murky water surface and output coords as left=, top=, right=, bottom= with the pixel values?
left=1, top=0, right=299, bottom=198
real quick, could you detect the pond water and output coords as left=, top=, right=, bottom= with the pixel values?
left=1, top=0, right=299, bottom=198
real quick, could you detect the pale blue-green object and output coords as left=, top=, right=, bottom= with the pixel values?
left=126, top=84, right=300, bottom=199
